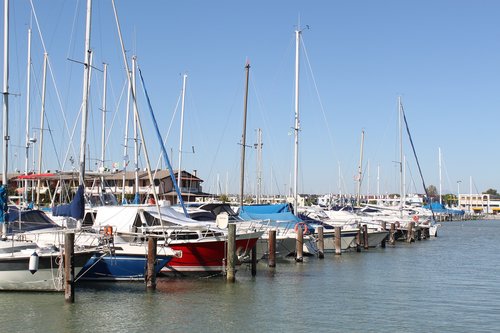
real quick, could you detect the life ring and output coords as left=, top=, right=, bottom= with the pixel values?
left=412, top=215, right=419, bottom=222
left=103, top=225, right=113, bottom=236
left=294, top=222, right=308, bottom=234
left=394, top=221, right=400, bottom=229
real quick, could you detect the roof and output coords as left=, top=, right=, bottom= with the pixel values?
left=9, top=169, right=203, bottom=183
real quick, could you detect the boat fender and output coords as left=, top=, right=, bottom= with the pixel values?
left=294, top=222, right=308, bottom=234
left=29, top=252, right=39, bottom=275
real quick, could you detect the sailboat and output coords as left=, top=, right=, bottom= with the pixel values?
left=231, top=29, right=321, bottom=259
left=0, top=0, right=98, bottom=291
left=130, top=59, right=263, bottom=276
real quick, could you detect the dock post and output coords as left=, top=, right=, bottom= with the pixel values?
left=146, top=237, right=157, bottom=290
left=226, top=223, right=236, bottom=282
left=380, top=221, right=387, bottom=248
left=416, top=227, right=422, bottom=241
left=363, top=224, right=369, bottom=250
left=407, top=222, right=415, bottom=243
left=389, top=223, right=395, bottom=246
left=295, top=224, right=303, bottom=262
left=268, top=229, right=276, bottom=268
left=251, top=245, right=257, bottom=276
left=64, top=232, right=75, bottom=303
left=334, top=226, right=342, bottom=255
left=317, top=226, right=324, bottom=259
left=356, top=227, right=361, bottom=252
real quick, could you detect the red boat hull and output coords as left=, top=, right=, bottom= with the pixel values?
left=160, top=236, right=259, bottom=276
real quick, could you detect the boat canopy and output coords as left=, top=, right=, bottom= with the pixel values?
left=7, top=207, right=60, bottom=234
left=422, top=202, right=464, bottom=215
left=239, top=204, right=301, bottom=223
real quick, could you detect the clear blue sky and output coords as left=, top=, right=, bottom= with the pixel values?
left=3, top=1, right=500, bottom=197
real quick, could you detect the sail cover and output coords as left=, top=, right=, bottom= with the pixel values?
left=0, top=185, right=8, bottom=223
left=52, top=185, right=85, bottom=219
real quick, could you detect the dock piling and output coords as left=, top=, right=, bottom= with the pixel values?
left=64, top=232, right=75, bottom=303
left=334, top=226, right=342, bottom=255
left=268, top=229, right=276, bottom=268
left=389, top=223, right=396, bottom=246
left=317, top=226, right=324, bottom=259
left=251, top=245, right=257, bottom=276
left=363, top=224, right=369, bottom=250
left=295, top=224, right=304, bottom=262
left=146, top=237, right=157, bottom=290
left=226, top=223, right=236, bottom=282
left=381, top=221, right=387, bottom=248
left=356, top=227, right=361, bottom=252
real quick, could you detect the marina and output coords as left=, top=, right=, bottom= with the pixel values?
left=0, top=220, right=499, bottom=332
left=1, top=1, right=500, bottom=332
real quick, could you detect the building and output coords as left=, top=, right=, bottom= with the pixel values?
left=4, top=169, right=210, bottom=205
left=458, top=194, right=500, bottom=214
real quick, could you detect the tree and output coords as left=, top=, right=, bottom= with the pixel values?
left=426, top=185, right=438, bottom=198
left=483, top=188, right=499, bottom=196
left=218, top=194, right=229, bottom=203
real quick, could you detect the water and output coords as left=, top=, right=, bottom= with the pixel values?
left=1, top=220, right=500, bottom=332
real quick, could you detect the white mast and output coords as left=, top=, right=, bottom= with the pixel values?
left=438, top=147, right=442, bottom=205
left=216, top=173, right=220, bottom=196
left=1, top=0, right=9, bottom=239
left=132, top=56, right=139, bottom=201
left=121, top=70, right=131, bottom=203
left=398, top=96, right=403, bottom=217
left=403, top=154, right=406, bottom=206
left=225, top=171, right=228, bottom=196
left=356, top=130, right=365, bottom=206
left=36, top=53, right=48, bottom=207
left=79, top=0, right=92, bottom=186
left=177, top=73, right=187, bottom=191
left=255, top=128, right=263, bottom=204
left=24, top=27, right=32, bottom=203
left=100, top=63, right=108, bottom=172
left=469, top=175, right=472, bottom=212
left=366, top=159, right=370, bottom=198
left=377, top=164, right=380, bottom=199
left=293, top=28, right=301, bottom=215
left=338, top=161, right=341, bottom=197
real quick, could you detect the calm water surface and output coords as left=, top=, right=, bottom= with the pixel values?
left=1, top=220, right=500, bottom=332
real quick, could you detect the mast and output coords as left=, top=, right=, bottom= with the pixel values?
left=255, top=128, right=262, bottom=204
left=79, top=0, right=92, bottom=187
left=293, top=28, right=301, bottom=216
left=356, top=130, right=364, bottom=206
left=239, top=61, right=250, bottom=207
left=403, top=154, right=406, bottom=205
left=121, top=69, right=131, bottom=203
left=240, top=60, right=250, bottom=207
left=398, top=96, right=403, bottom=217
left=438, top=147, right=442, bottom=205
left=377, top=164, right=380, bottom=199
left=338, top=161, right=341, bottom=198
left=100, top=63, right=108, bottom=172
left=35, top=53, right=48, bottom=207
left=132, top=56, right=140, bottom=203
left=1, top=0, right=9, bottom=238
left=366, top=160, right=370, bottom=198
left=177, top=73, right=187, bottom=191
left=112, top=0, right=179, bottom=215
left=24, top=27, right=32, bottom=203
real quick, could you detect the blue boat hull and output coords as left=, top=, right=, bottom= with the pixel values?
left=78, top=252, right=171, bottom=281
